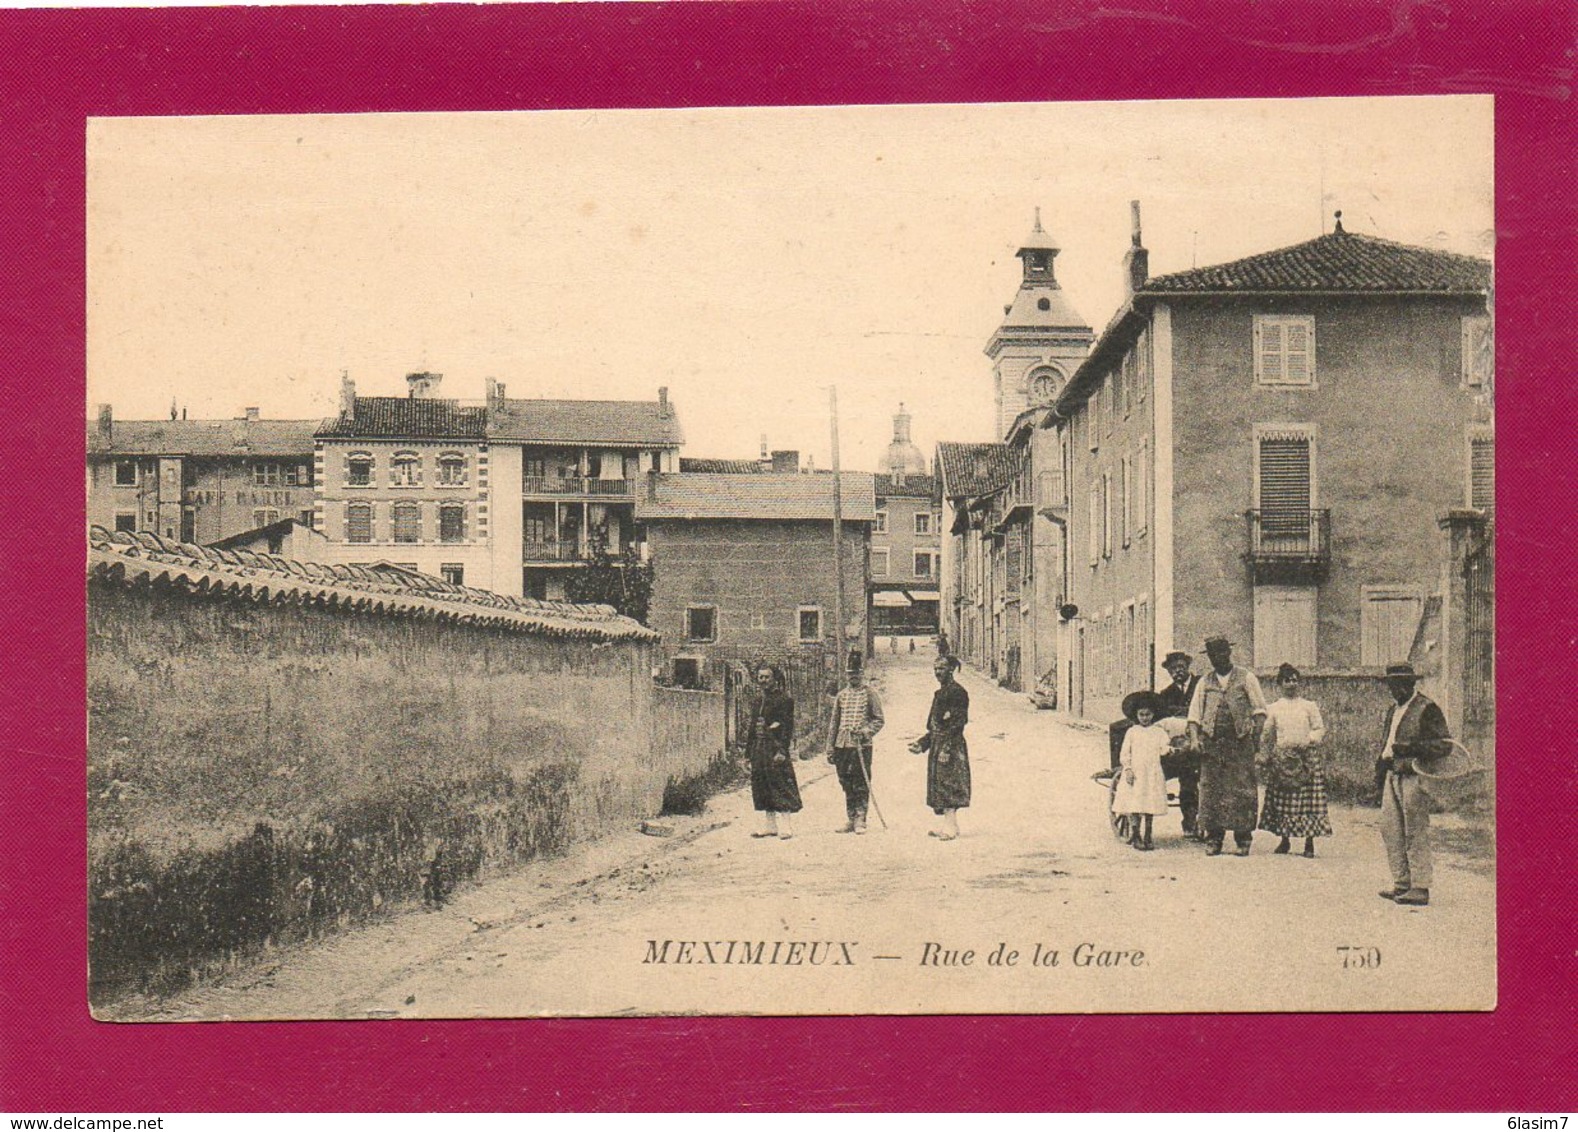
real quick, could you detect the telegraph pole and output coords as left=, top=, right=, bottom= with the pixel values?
left=829, top=385, right=845, bottom=669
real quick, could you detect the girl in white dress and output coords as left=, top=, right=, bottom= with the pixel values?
left=1113, top=691, right=1171, bottom=850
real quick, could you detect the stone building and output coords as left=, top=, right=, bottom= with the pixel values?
left=870, top=405, right=942, bottom=636
left=935, top=212, right=1093, bottom=692
left=636, top=470, right=875, bottom=690
left=314, top=373, right=494, bottom=587
left=1052, top=209, right=1493, bottom=722
left=86, top=406, right=319, bottom=544
left=314, top=373, right=683, bottom=597
left=936, top=441, right=1015, bottom=673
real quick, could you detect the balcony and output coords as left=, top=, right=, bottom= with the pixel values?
left=522, top=542, right=585, bottom=563
left=1246, top=509, right=1331, bottom=582
left=523, top=540, right=639, bottom=564
left=522, top=476, right=637, bottom=497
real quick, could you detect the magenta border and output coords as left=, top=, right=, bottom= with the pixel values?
left=2, top=1, right=1573, bottom=1112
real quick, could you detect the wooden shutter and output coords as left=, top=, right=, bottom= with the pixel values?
left=346, top=503, right=372, bottom=543
left=1470, top=436, right=1494, bottom=512
left=393, top=502, right=421, bottom=543
left=1362, top=590, right=1422, bottom=667
left=1089, top=485, right=1101, bottom=565
left=1259, top=435, right=1311, bottom=536
left=1462, top=316, right=1492, bottom=387
left=1254, top=586, right=1316, bottom=668
left=1283, top=319, right=1312, bottom=384
left=1256, top=318, right=1284, bottom=382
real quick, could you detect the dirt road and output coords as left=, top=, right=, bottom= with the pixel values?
left=120, top=643, right=1494, bottom=1020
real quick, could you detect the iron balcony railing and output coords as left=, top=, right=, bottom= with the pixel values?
left=522, top=476, right=637, bottom=497
left=1246, top=508, right=1331, bottom=579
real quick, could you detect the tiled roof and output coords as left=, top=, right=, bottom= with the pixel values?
left=935, top=442, right=1015, bottom=499
left=636, top=472, right=877, bottom=522
left=680, top=457, right=763, bottom=474
left=489, top=399, right=684, bottom=446
left=1139, top=229, right=1491, bottom=294
left=88, top=526, right=657, bottom=643
left=874, top=473, right=938, bottom=500
left=88, top=419, right=321, bottom=458
left=316, top=397, right=488, bottom=440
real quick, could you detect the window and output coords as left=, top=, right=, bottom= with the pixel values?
left=439, top=503, right=466, bottom=543
left=1256, top=426, right=1316, bottom=536
left=1254, top=314, right=1316, bottom=386
left=441, top=564, right=464, bottom=586
left=114, top=511, right=137, bottom=532
left=798, top=606, right=822, bottom=642
left=252, top=462, right=281, bottom=487
left=1362, top=586, right=1423, bottom=668
left=672, top=658, right=702, bottom=689
left=914, top=512, right=931, bottom=535
left=252, top=508, right=279, bottom=528
left=392, top=502, right=421, bottom=544
left=181, top=510, right=196, bottom=543
left=437, top=453, right=468, bottom=486
left=114, top=461, right=138, bottom=487
left=523, top=455, right=547, bottom=482
left=390, top=452, right=421, bottom=487
left=872, top=548, right=889, bottom=577
left=685, top=605, right=716, bottom=643
left=1462, top=315, right=1493, bottom=388
left=298, top=510, right=314, bottom=528
left=1254, top=585, right=1317, bottom=668
left=1103, top=376, right=1115, bottom=433
left=913, top=551, right=937, bottom=579
left=874, top=510, right=888, bottom=534
left=347, top=453, right=373, bottom=487
left=1468, top=429, right=1494, bottom=513
left=346, top=503, right=373, bottom=543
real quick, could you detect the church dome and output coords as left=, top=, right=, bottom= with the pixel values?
left=885, top=404, right=928, bottom=477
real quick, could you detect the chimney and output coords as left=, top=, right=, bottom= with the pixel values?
left=407, top=371, right=442, bottom=399
left=1123, top=199, right=1149, bottom=297
left=244, top=407, right=260, bottom=422
left=339, top=372, right=356, bottom=420
left=771, top=450, right=799, bottom=474
left=96, top=403, right=113, bottom=444
left=658, top=386, right=671, bottom=419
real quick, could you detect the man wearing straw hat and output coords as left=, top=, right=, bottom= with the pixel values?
left=1376, top=662, right=1454, bottom=907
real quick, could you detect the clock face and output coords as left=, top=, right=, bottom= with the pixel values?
left=1029, top=368, right=1061, bottom=404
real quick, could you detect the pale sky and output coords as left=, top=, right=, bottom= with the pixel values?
left=87, top=96, right=1493, bottom=472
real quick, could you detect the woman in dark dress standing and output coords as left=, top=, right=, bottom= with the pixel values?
left=744, top=665, right=800, bottom=840
left=911, top=655, right=971, bottom=841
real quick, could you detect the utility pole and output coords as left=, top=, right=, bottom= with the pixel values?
left=829, top=385, right=845, bottom=670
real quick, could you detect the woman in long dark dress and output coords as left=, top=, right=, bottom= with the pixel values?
left=744, top=664, right=800, bottom=840
left=911, top=655, right=971, bottom=841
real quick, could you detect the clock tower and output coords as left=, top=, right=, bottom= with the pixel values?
left=984, top=210, right=1094, bottom=439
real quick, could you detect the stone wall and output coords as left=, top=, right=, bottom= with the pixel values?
left=87, top=576, right=722, bottom=1003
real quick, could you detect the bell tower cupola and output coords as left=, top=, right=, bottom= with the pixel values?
left=985, top=208, right=1095, bottom=439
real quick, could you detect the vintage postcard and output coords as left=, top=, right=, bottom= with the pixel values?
left=85, top=96, right=1495, bottom=1020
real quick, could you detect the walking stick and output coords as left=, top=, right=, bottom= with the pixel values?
left=854, top=739, right=888, bottom=831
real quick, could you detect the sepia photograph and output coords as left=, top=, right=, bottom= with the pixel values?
left=84, top=96, right=1496, bottom=1020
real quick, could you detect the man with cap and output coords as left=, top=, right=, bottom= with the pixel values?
left=1187, top=636, right=1268, bottom=856
left=1376, top=662, right=1453, bottom=907
left=826, top=654, right=885, bottom=834
left=1157, top=650, right=1202, bottom=838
